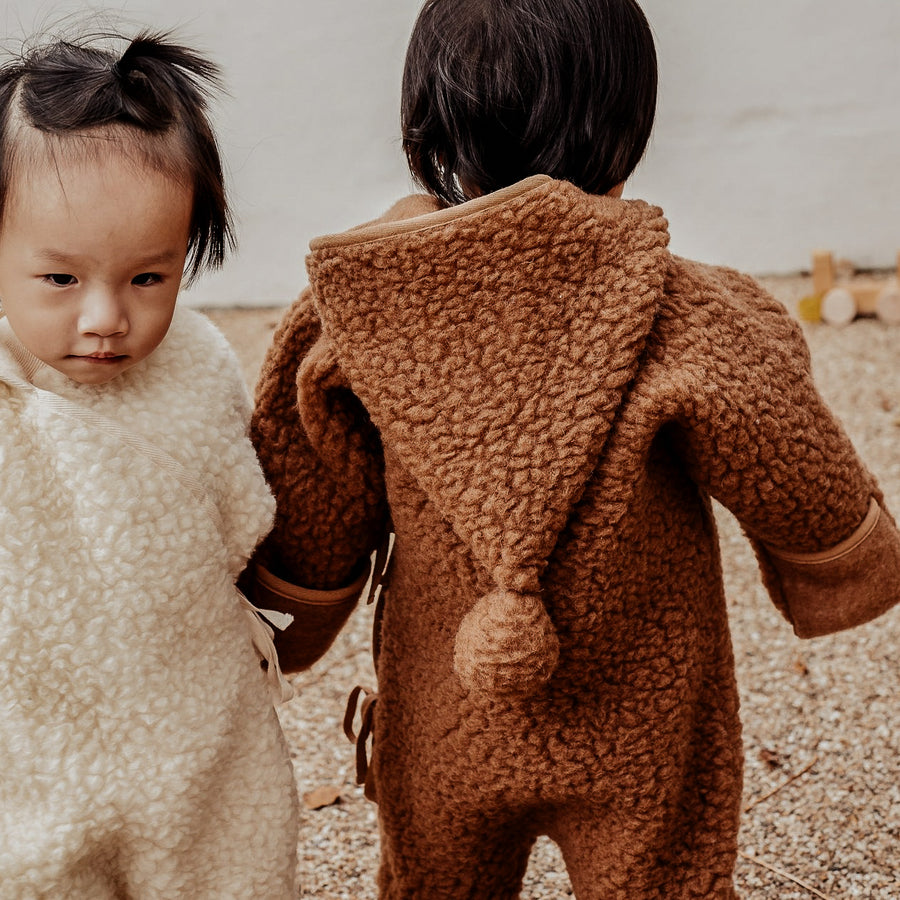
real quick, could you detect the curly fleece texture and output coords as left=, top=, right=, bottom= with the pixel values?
left=0, top=308, right=298, bottom=899
left=252, top=176, right=900, bottom=899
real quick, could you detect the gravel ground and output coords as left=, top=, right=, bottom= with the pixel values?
left=206, top=271, right=900, bottom=900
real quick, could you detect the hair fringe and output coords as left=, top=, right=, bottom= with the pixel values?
left=0, top=27, right=233, bottom=284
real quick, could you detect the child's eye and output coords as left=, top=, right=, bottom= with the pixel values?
left=44, top=273, right=77, bottom=287
left=132, top=273, right=162, bottom=287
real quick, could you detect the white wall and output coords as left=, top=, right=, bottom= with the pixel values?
left=633, top=0, right=900, bottom=276
left=3, top=0, right=899, bottom=306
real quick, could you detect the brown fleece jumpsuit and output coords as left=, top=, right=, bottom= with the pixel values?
left=249, top=176, right=900, bottom=899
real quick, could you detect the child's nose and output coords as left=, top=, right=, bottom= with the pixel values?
left=77, top=289, right=128, bottom=337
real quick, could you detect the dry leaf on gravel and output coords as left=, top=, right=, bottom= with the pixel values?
left=303, top=785, right=343, bottom=810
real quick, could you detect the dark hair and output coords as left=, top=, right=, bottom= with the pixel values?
left=401, top=0, right=657, bottom=205
left=0, top=31, right=232, bottom=284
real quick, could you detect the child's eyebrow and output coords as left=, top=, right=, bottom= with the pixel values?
left=34, top=249, right=82, bottom=265
left=130, top=250, right=184, bottom=269
left=34, top=249, right=183, bottom=267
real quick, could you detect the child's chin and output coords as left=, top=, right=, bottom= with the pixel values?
left=57, top=356, right=134, bottom=385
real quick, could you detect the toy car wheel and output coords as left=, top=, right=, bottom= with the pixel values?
left=875, top=285, right=900, bottom=325
left=820, top=287, right=857, bottom=326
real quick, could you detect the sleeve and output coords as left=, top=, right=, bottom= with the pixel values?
left=246, top=289, right=388, bottom=671
left=667, top=263, right=900, bottom=638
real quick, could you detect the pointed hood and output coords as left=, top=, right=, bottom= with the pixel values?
left=306, top=176, right=670, bottom=695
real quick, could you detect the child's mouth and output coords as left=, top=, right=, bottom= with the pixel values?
left=71, top=352, right=127, bottom=364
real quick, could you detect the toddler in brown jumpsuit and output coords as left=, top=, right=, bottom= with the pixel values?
left=247, top=1, right=900, bottom=896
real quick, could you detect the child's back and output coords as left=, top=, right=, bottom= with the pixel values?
left=249, top=2, right=900, bottom=898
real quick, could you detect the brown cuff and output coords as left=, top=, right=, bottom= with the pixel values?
left=763, top=498, right=900, bottom=638
left=250, top=562, right=370, bottom=673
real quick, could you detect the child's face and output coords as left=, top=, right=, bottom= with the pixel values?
left=0, top=149, right=193, bottom=385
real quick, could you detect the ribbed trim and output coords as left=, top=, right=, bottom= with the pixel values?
left=766, top=497, right=880, bottom=565
left=309, top=175, right=553, bottom=251
left=255, top=561, right=371, bottom=606
left=1, top=322, right=44, bottom=382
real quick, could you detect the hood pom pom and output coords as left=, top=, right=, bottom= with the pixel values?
left=453, top=589, right=559, bottom=695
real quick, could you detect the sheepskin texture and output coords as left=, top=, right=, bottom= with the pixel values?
left=252, top=176, right=900, bottom=900
left=0, top=307, right=299, bottom=899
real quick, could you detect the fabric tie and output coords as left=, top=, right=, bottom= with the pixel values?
left=238, top=591, right=295, bottom=704
left=343, top=685, right=378, bottom=801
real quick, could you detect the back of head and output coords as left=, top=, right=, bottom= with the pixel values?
left=0, top=31, right=232, bottom=283
left=401, top=0, right=657, bottom=205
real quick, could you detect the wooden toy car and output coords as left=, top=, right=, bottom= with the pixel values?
left=800, top=250, right=900, bottom=326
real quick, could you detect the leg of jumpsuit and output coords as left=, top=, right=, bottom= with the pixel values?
left=377, top=801, right=538, bottom=900
left=547, top=801, right=739, bottom=900
left=121, top=694, right=299, bottom=899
